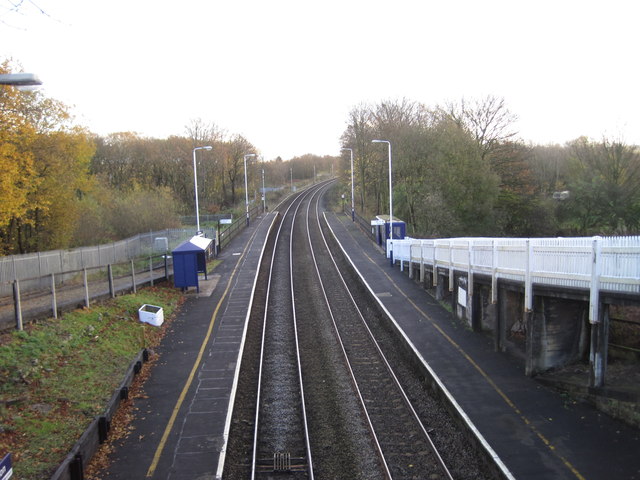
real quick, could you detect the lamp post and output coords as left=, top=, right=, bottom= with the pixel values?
left=290, top=167, right=293, bottom=192
left=262, top=168, right=266, bottom=212
left=341, top=148, right=355, bottom=221
left=192, top=146, right=213, bottom=235
left=372, top=139, right=393, bottom=266
left=244, top=154, right=256, bottom=226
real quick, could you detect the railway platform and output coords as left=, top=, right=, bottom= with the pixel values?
left=324, top=211, right=640, bottom=480
left=100, top=211, right=277, bottom=480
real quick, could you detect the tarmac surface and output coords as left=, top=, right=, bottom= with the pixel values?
left=98, top=206, right=640, bottom=480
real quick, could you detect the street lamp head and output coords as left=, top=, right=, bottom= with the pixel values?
left=0, top=73, right=42, bottom=86
left=372, top=139, right=389, bottom=144
left=244, top=153, right=256, bottom=160
left=194, top=145, right=213, bottom=152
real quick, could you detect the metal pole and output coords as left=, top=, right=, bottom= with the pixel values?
left=388, top=141, right=393, bottom=267
left=244, top=154, right=255, bottom=226
left=262, top=168, right=266, bottom=212
left=342, top=148, right=355, bottom=222
left=192, top=146, right=213, bottom=235
left=193, top=148, right=200, bottom=234
left=244, top=156, right=249, bottom=226
left=290, top=167, right=293, bottom=191
left=350, top=149, right=355, bottom=221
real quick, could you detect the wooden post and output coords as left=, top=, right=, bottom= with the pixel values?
left=164, top=255, right=169, bottom=281
left=83, top=268, right=90, bottom=308
left=13, top=280, right=23, bottom=330
left=108, top=264, right=115, bottom=298
left=131, top=260, right=137, bottom=293
left=50, top=273, right=58, bottom=319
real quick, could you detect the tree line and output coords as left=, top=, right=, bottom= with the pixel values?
left=3, top=56, right=639, bottom=256
left=339, top=97, right=640, bottom=238
left=0, top=60, right=331, bottom=255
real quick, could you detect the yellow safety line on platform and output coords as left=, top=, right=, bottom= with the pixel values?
left=146, top=229, right=258, bottom=478
left=337, top=215, right=587, bottom=480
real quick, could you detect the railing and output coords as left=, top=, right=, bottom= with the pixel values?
left=0, top=228, right=216, bottom=293
left=390, top=236, right=640, bottom=323
left=0, top=204, right=264, bottom=330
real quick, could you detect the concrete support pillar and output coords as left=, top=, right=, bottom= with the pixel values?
left=486, top=302, right=499, bottom=351
left=525, top=310, right=536, bottom=376
left=589, top=303, right=609, bottom=388
left=436, top=272, right=446, bottom=301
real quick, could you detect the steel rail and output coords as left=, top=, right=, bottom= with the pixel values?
left=308, top=186, right=454, bottom=480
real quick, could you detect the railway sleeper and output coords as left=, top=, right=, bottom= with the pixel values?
left=255, top=453, right=307, bottom=473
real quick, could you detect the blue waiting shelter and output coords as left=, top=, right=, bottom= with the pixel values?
left=172, top=235, right=213, bottom=292
left=371, top=215, right=406, bottom=246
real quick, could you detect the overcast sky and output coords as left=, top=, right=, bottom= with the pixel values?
left=2, top=0, right=638, bottom=160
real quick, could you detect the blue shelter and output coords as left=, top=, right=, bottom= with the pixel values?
left=172, top=235, right=213, bottom=292
left=371, top=215, right=406, bottom=246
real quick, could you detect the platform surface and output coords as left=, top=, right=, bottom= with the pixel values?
left=101, top=212, right=276, bottom=480
left=325, top=211, right=640, bottom=480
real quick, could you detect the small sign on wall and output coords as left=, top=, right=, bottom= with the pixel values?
left=458, top=286, right=467, bottom=308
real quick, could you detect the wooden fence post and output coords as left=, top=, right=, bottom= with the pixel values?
left=13, top=280, right=23, bottom=331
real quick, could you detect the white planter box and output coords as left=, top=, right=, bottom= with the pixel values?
left=138, top=304, right=164, bottom=327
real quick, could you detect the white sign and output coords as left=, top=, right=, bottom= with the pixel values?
left=457, top=286, right=467, bottom=308
left=371, top=219, right=385, bottom=226
left=219, top=219, right=232, bottom=224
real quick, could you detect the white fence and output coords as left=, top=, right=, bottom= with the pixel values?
left=390, top=236, right=640, bottom=323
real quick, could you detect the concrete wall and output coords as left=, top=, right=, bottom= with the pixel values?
left=409, top=262, right=603, bottom=377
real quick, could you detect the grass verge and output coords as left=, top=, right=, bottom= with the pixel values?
left=0, top=282, right=183, bottom=480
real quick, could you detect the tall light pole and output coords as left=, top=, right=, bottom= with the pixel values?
left=258, top=155, right=267, bottom=213
left=262, top=168, right=266, bottom=212
left=192, top=145, right=213, bottom=234
left=341, top=148, right=355, bottom=221
left=290, top=167, right=293, bottom=192
left=372, top=139, right=393, bottom=266
left=244, top=153, right=256, bottom=226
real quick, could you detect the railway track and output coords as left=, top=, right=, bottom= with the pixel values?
left=252, top=187, right=315, bottom=479
left=301, top=185, right=454, bottom=479
left=224, top=181, right=493, bottom=479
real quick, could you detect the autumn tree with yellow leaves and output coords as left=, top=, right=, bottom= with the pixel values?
left=0, top=60, right=95, bottom=254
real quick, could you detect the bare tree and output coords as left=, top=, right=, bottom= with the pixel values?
left=185, top=118, right=225, bottom=145
left=442, top=95, right=518, bottom=161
